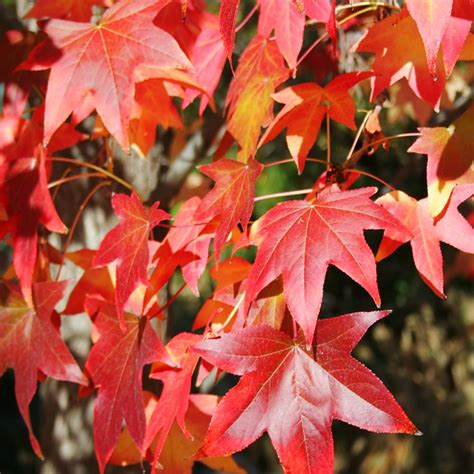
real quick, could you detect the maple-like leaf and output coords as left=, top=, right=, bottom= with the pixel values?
left=376, top=185, right=474, bottom=298
left=245, top=187, right=411, bottom=344
left=257, top=0, right=330, bottom=69
left=84, top=297, right=171, bottom=474
left=142, top=333, right=202, bottom=468
left=193, top=313, right=417, bottom=473
left=0, top=281, right=86, bottom=458
left=408, top=105, right=474, bottom=217
left=93, top=192, right=170, bottom=329
left=194, top=158, right=263, bottom=259
left=23, top=0, right=191, bottom=148
left=25, top=0, right=107, bottom=22
left=355, top=7, right=445, bottom=108
left=226, top=35, right=289, bottom=159
left=260, top=72, right=372, bottom=173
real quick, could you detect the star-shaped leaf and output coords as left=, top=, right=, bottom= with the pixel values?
left=93, top=192, right=170, bottom=329
left=193, top=312, right=417, bottom=474
left=257, top=0, right=330, bottom=69
left=0, top=281, right=86, bottom=458
left=376, top=185, right=474, bottom=298
left=23, top=0, right=191, bottom=148
left=84, top=297, right=171, bottom=473
left=355, top=7, right=445, bottom=108
left=406, top=0, right=471, bottom=76
left=195, top=158, right=263, bottom=259
left=260, top=72, right=372, bottom=173
left=245, top=187, right=411, bottom=344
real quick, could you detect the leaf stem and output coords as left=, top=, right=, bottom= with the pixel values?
left=47, top=157, right=136, bottom=193
left=217, top=291, right=245, bottom=333
left=296, top=33, right=329, bottom=68
left=336, top=2, right=400, bottom=13
left=300, top=1, right=395, bottom=67
left=55, top=180, right=111, bottom=280
left=345, top=110, right=372, bottom=162
left=264, top=157, right=327, bottom=168
left=254, top=188, right=314, bottom=202
left=345, top=168, right=395, bottom=190
left=345, top=132, right=422, bottom=168
left=326, top=114, right=331, bottom=171
left=146, top=281, right=188, bottom=319
left=235, top=4, right=259, bottom=33
left=48, top=172, right=106, bottom=189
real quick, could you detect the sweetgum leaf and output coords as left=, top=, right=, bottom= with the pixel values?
left=93, top=192, right=170, bottom=329
left=23, top=0, right=191, bottom=148
left=355, top=7, right=445, bottom=108
left=143, top=333, right=202, bottom=470
left=195, top=158, right=263, bottom=259
left=257, top=0, right=330, bottom=69
left=25, top=0, right=107, bottom=22
left=376, top=185, right=474, bottom=298
left=84, top=298, right=171, bottom=473
left=193, top=312, right=417, bottom=474
left=260, top=72, right=372, bottom=173
left=0, top=281, right=86, bottom=458
left=245, top=187, right=411, bottom=344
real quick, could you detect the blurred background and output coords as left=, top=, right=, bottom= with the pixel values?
left=1, top=0, right=473, bottom=473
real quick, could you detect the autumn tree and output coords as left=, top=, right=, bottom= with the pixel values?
left=0, top=0, right=473, bottom=473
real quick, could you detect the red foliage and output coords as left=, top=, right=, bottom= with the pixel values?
left=1, top=0, right=473, bottom=472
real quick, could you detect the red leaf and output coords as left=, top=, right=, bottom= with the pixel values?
left=257, top=0, right=330, bottom=69
left=376, top=185, right=474, bottom=298
left=220, top=0, right=240, bottom=59
left=93, top=193, right=170, bottom=329
left=25, top=0, right=107, bottom=22
left=193, top=313, right=417, bottom=473
left=64, top=250, right=115, bottom=315
left=195, top=158, right=263, bottom=258
left=0, top=281, right=86, bottom=458
left=0, top=109, right=72, bottom=302
left=406, top=0, right=453, bottom=76
left=110, top=393, right=244, bottom=473
left=143, top=333, right=202, bottom=468
left=406, top=0, right=471, bottom=76
left=408, top=105, right=474, bottom=217
left=355, top=7, right=445, bottom=108
left=226, top=35, right=289, bottom=159
left=84, top=298, right=171, bottom=473
left=23, top=0, right=191, bottom=148
left=260, top=72, right=372, bottom=173
left=166, top=196, right=212, bottom=295
left=245, top=187, right=411, bottom=344
left=130, top=68, right=205, bottom=156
